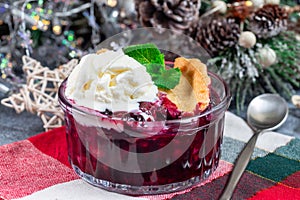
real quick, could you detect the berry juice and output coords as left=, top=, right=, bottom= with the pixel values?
left=59, top=72, right=230, bottom=195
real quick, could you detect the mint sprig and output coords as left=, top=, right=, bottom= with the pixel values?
left=123, top=43, right=165, bottom=65
left=153, top=67, right=181, bottom=90
left=123, top=43, right=181, bottom=90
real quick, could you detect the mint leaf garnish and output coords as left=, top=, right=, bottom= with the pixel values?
left=123, top=43, right=181, bottom=90
left=123, top=43, right=164, bottom=66
left=154, top=68, right=181, bottom=90
left=144, top=63, right=165, bottom=78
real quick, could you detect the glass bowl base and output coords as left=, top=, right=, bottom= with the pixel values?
left=71, top=161, right=218, bottom=195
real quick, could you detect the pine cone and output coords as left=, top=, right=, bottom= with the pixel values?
left=134, top=0, right=201, bottom=34
left=194, top=17, right=241, bottom=56
left=248, top=4, right=288, bottom=38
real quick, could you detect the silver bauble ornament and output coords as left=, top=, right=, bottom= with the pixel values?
left=251, top=0, right=264, bottom=8
left=238, top=31, right=257, bottom=48
left=256, top=46, right=277, bottom=68
left=212, top=0, right=227, bottom=14
left=264, top=0, right=280, bottom=5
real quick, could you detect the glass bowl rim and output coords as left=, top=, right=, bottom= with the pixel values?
left=58, top=71, right=231, bottom=124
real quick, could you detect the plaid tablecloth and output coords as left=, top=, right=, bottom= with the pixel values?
left=0, top=112, right=299, bottom=200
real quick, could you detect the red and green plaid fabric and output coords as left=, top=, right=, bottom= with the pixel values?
left=0, top=113, right=299, bottom=200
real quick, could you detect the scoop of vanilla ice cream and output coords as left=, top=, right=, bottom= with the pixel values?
left=66, top=50, right=158, bottom=112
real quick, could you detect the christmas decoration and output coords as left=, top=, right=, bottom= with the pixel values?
left=251, top=0, right=264, bottom=8
left=227, top=0, right=254, bottom=20
left=238, top=31, right=257, bottom=48
left=256, top=46, right=277, bottom=67
left=194, top=17, right=241, bottom=56
left=134, top=0, right=201, bottom=34
left=1, top=56, right=77, bottom=130
left=212, top=0, right=228, bottom=14
left=265, top=0, right=281, bottom=5
left=0, top=1, right=85, bottom=89
left=248, top=4, right=288, bottom=38
left=193, top=1, right=300, bottom=112
left=0, top=0, right=140, bottom=130
left=292, top=95, right=300, bottom=108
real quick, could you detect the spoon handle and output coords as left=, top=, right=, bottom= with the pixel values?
left=219, top=131, right=261, bottom=200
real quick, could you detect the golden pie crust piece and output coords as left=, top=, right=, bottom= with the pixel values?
left=166, top=57, right=211, bottom=112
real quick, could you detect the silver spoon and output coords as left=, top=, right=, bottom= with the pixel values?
left=219, top=94, right=288, bottom=200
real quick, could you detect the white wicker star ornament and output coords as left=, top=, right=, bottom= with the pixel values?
left=1, top=56, right=78, bottom=131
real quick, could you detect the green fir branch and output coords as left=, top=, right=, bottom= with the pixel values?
left=262, top=72, right=277, bottom=94
left=275, top=67, right=300, bottom=87
left=235, top=80, right=242, bottom=113
left=265, top=67, right=294, bottom=98
left=261, top=32, right=300, bottom=89
left=207, top=31, right=299, bottom=113
left=240, top=79, right=251, bottom=111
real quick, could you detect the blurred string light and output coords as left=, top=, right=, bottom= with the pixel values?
left=6, top=0, right=93, bottom=37
left=107, top=0, right=118, bottom=7
left=0, top=0, right=95, bottom=89
left=62, top=30, right=75, bottom=46
left=0, top=1, right=95, bottom=62
left=0, top=0, right=138, bottom=92
left=1, top=0, right=136, bottom=56
left=0, top=52, right=21, bottom=94
left=52, top=17, right=61, bottom=35
left=0, top=53, right=12, bottom=74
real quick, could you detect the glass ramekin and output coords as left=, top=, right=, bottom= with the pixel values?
left=58, top=71, right=231, bottom=195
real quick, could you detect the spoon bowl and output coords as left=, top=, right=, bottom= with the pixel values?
left=247, top=94, right=289, bottom=132
left=220, top=94, right=288, bottom=200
